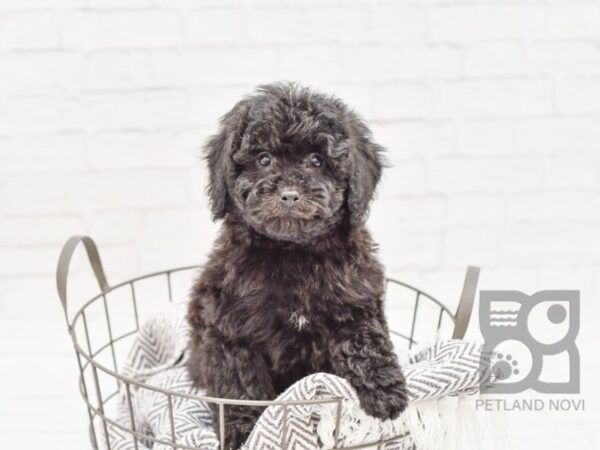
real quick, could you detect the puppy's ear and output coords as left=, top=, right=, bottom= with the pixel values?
left=204, top=100, right=250, bottom=220
left=346, top=115, right=385, bottom=226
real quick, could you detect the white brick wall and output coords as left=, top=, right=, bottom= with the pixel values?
left=1, top=1, right=599, bottom=448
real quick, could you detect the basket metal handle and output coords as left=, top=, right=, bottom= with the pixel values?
left=452, top=265, right=480, bottom=339
left=56, top=235, right=110, bottom=327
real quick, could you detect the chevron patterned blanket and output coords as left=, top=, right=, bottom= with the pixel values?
left=106, top=304, right=489, bottom=450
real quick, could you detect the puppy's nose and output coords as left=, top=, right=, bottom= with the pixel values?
left=280, top=188, right=300, bottom=205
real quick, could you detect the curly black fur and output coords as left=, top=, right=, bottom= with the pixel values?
left=187, top=83, right=407, bottom=449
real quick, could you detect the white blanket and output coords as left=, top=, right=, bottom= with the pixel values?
left=106, top=303, right=492, bottom=450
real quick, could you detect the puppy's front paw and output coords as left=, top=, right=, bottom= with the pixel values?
left=357, top=382, right=408, bottom=421
left=225, top=422, right=252, bottom=450
left=222, top=407, right=262, bottom=450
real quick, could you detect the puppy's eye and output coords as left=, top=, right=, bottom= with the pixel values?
left=257, top=153, right=272, bottom=167
left=309, top=153, right=323, bottom=168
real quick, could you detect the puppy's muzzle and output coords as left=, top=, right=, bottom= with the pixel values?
left=279, top=188, right=300, bottom=206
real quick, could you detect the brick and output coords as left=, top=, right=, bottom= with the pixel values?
left=430, top=4, right=547, bottom=41
left=371, top=196, right=444, bottom=232
left=67, top=170, right=188, bottom=210
left=526, top=41, right=600, bottom=74
left=185, top=8, right=245, bottom=44
left=0, top=174, right=6, bottom=213
left=143, top=208, right=206, bottom=237
left=0, top=132, right=87, bottom=174
left=547, top=3, right=600, bottom=38
left=88, top=129, right=198, bottom=169
left=0, top=216, right=84, bottom=246
left=0, top=51, right=86, bottom=92
left=372, top=83, right=433, bottom=120
left=153, top=47, right=279, bottom=86
left=370, top=4, right=428, bottom=41
left=443, top=227, right=499, bottom=268
left=0, top=277, right=97, bottom=320
left=544, top=155, right=600, bottom=189
left=458, top=119, right=516, bottom=155
left=304, top=5, right=369, bottom=42
left=4, top=174, right=71, bottom=214
left=88, top=130, right=147, bottom=167
left=0, top=11, right=59, bottom=50
left=318, top=83, right=373, bottom=119
left=0, top=246, right=61, bottom=276
left=0, top=0, right=85, bottom=6
left=84, top=90, right=187, bottom=129
left=428, top=157, right=544, bottom=193
left=447, top=194, right=506, bottom=226
left=557, top=75, right=600, bottom=114
left=342, top=45, right=405, bottom=81
left=342, top=44, right=463, bottom=81
left=187, top=166, right=213, bottom=207
left=503, top=224, right=600, bottom=267
left=508, top=192, right=600, bottom=223
left=187, top=85, right=255, bottom=126
left=61, top=11, right=184, bottom=49
left=0, top=93, right=85, bottom=134
left=245, top=6, right=308, bottom=43
left=399, top=45, right=463, bottom=79
left=80, top=0, right=152, bottom=7
left=139, top=209, right=218, bottom=271
left=465, top=42, right=524, bottom=77
left=149, top=129, right=205, bottom=167
left=536, top=267, right=596, bottom=294
left=154, top=0, right=245, bottom=4
left=281, top=43, right=343, bottom=82
left=436, top=78, right=554, bottom=118
left=479, top=267, right=540, bottom=293
left=88, top=210, right=145, bottom=245
left=373, top=229, right=442, bottom=272
left=517, top=117, right=600, bottom=154
left=87, top=50, right=153, bottom=89
left=245, top=5, right=370, bottom=43
left=380, top=159, right=427, bottom=195
left=371, top=120, right=456, bottom=161
left=91, top=242, right=141, bottom=277
left=0, top=134, right=11, bottom=159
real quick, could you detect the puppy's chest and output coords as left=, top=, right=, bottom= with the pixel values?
left=233, top=271, right=337, bottom=338
left=222, top=251, right=368, bottom=341
left=266, top=285, right=328, bottom=333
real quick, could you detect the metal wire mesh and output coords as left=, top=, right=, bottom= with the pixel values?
left=57, top=236, right=466, bottom=450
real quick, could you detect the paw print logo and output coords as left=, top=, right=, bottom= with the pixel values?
left=492, top=353, right=519, bottom=380
left=479, top=290, right=580, bottom=394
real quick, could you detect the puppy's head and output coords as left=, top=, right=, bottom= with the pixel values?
left=205, top=82, right=384, bottom=244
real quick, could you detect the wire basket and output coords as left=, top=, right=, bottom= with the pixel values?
left=57, top=236, right=479, bottom=450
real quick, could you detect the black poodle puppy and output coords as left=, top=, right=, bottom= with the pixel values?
left=187, top=82, right=407, bottom=449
